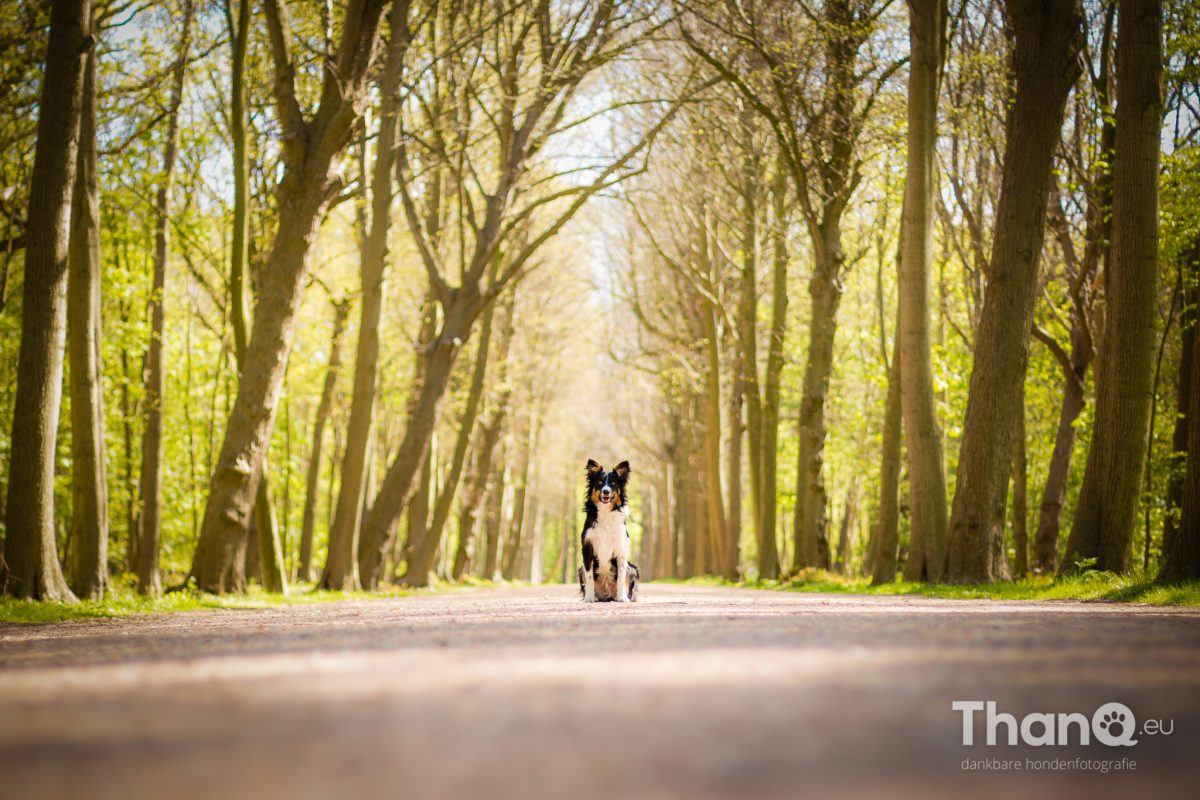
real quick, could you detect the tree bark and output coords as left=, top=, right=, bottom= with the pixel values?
left=1062, top=0, right=1162, bottom=574
left=297, top=299, right=350, bottom=582
left=2, top=0, right=91, bottom=601
left=406, top=295, right=499, bottom=586
left=726, top=317, right=744, bottom=577
left=1011, top=384, right=1029, bottom=578
left=321, top=1, right=409, bottom=591
left=136, top=0, right=194, bottom=596
left=403, top=435, right=436, bottom=580
left=898, top=0, right=949, bottom=583
left=736, top=120, right=763, bottom=577
left=452, top=405, right=507, bottom=581
left=189, top=0, right=389, bottom=593
left=1161, top=255, right=1200, bottom=581
left=698, top=215, right=730, bottom=577
left=871, top=334, right=903, bottom=585
left=67, top=28, right=108, bottom=599
left=758, top=170, right=788, bottom=579
left=501, top=411, right=536, bottom=580
left=1163, top=247, right=1198, bottom=563
left=944, top=0, right=1082, bottom=583
left=481, top=454, right=506, bottom=580
left=792, top=224, right=841, bottom=572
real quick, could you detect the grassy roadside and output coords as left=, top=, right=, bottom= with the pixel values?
left=0, top=576, right=506, bottom=624
left=658, top=570, right=1200, bottom=606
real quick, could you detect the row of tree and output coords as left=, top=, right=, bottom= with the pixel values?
left=617, top=0, right=1200, bottom=586
left=0, top=0, right=1198, bottom=601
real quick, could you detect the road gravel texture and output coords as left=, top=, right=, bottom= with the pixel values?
left=2, top=583, right=1198, bottom=799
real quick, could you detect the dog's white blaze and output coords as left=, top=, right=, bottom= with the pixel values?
left=583, top=502, right=631, bottom=602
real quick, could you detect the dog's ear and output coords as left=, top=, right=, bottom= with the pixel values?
left=614, top=460, right=631, bottom=478
left=586, top=459, right=603, bottom=475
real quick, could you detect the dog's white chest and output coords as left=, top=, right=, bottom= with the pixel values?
left=584, top=507, right=628, bottom=563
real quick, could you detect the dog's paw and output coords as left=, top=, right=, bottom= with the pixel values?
left=583, top=590, right=596, bottom=603
left=616, top=591, right=630, bottom=603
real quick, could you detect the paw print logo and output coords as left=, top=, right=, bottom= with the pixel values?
left=1092, top=702, right=1138, bottom=746
left=1099, top=711, right=1126, bottom=738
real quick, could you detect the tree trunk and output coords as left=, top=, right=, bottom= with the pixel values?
left=67, top=29, right=108, bottom=600
left=452, top=406, right=507, bottom=580
left=189, top=0, right=387, bottom=593
left=1011, top=384, right=1029, bottom=578
left=835, top=482, right=859, bottom=575
left=1032, top=357, right=1087, bottom=573
left=405, top=292, right=500, bottom=586
left=944, top=0, right=1081, bottom=583
left=871, top=335, right=903, bottom=585
left=758, top=170, right=788, bottom=579
left=792, top=227, right=841, bottom=572
left=698, top=215, right=729, bottom=577
left=899, top=0, right=950, bottom=583
left=1163, top=247, right=1198, bottom=563
left=656, top=463, right=675, bottom=578
left=322, top=8, right=407, bottom=591
left=737, top=126, right=764, bottom=577
left=356, top=288, right=486, bottom=589
left=1062, top=0, right=1162, bottom=574
left=297, top=299, right=350, bottom=581
left=482, top=456, right=506, bottom=580
left=1161, top=256, right=1200, bottom=581
left=502, top=412, right=536, bottom=580
left=2, top=0, right=91, bottom=601
left=136, top=0, right=193, bottom=596
left=403, top=436, right=436, bottom=580
left=726, top=324, right=744, bottom=577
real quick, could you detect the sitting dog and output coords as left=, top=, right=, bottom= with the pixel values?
left=578, top=459, right=639, bottom=602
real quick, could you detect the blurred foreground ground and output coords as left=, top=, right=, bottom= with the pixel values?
left=1, top=583, right=1198, bottom=799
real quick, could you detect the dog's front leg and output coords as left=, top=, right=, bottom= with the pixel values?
left=615, top=555, right=630, bottom=602
left=581, top=540, right=597, bottom=602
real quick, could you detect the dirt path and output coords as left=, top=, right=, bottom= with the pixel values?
left=1, top=584, right=1198, bottom=799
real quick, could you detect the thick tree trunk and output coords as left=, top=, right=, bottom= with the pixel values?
left=2, top=0, right=91, bottom=601
left=944, top=0, right=1081, bottom=583
left=297, top=299, right=350, bottom=582
left=758, top=171, right=788, bottom=579
left=136, top=0, right=193, bottom=596
left=189, top=0, right=387, bottom=593
left=1062, top=0, right=1162, bottom=574
left=898, top=0, right=949, bottom=583
left=792, top=232, right=841, bottom=572
left=67, top=33, right=108, bottom=599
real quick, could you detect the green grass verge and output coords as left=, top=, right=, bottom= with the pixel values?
left=657, top=570, right=1200, bottom=606
left=0, top=575, right=512, bottom=624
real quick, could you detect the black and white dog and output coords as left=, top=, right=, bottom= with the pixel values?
left=578, top=459, right=639, bottom=602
